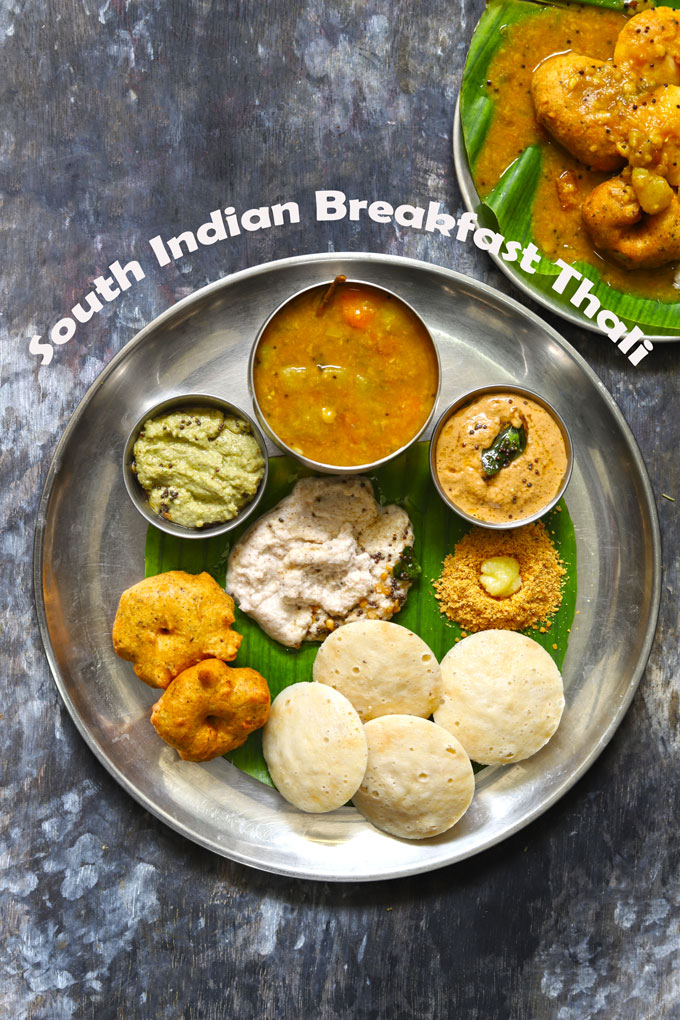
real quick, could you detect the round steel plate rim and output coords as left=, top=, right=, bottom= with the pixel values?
left=452, top=99, right=678, bottom=344
left=33, top=251, right=662, bottom=881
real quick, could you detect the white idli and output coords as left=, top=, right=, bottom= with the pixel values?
left=313, top=619, right=441, bottom=721
left=352, top=715, right=475, bottom=839
left=262, top=682, right=368, bottom=813
left=434, top=630, right=564, bottom=765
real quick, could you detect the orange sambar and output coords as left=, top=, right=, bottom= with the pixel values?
left=252, top=281, right=439, bottom=467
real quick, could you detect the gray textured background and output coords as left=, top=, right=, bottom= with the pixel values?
left=2, top=1, right=679, bottom=1018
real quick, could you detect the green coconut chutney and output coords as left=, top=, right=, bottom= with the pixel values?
left=133, top=406, right=265, bottom=528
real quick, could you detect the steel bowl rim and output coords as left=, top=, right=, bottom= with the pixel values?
left=122, top=391, right=270, bottom=539
left=247, top=277, right=442, bottom=475
left=429, top=383, right=574, bottom=530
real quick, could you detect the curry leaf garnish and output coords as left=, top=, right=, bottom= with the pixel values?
left=481, top=424, right=527, bottom=477
left=393, top=545, right=422, bottom=581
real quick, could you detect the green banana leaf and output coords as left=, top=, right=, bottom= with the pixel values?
left=145, top=444, right=577, bottom=785
left=460, top=0, right=680, bottom=337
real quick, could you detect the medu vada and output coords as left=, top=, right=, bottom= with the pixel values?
left=112, top=570, right=242, bottom=689
left=150, top=658, right=271, bottom=762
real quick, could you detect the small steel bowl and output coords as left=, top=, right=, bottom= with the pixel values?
left=122, top=392, right=269, bottom=539
left=248, top=278, right=441, bottom=474
left=429, top=384, right=573, bottom=529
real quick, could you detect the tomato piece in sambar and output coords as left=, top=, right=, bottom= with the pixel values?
left=252, top=281, right=439, bottom=468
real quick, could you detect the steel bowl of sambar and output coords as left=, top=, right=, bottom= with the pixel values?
left=248, top=276, right=441, bottom=473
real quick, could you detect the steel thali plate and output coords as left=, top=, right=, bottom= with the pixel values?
left=34, top=252, right=661, bottom=881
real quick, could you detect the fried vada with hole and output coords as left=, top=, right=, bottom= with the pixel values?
left=112, top=570, right=242, bottom=689
left=150, top=658, right=270, bottom=762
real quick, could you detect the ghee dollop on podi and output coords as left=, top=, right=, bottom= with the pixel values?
left=434, top=392, right=568, bottom=524
left=133, top=406, right=265, bottom=528
left=252, top=281, right=439, bottom=467
left=433, top=521, right=565, bottom=633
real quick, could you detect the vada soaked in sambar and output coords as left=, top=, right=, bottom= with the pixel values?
left=530, top=7, right=680, bottom=271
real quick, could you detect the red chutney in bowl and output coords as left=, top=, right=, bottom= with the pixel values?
left=251, top=280, right=440, bottom=468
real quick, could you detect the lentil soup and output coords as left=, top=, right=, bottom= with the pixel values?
left=252, top=281, right=439, bottom=467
